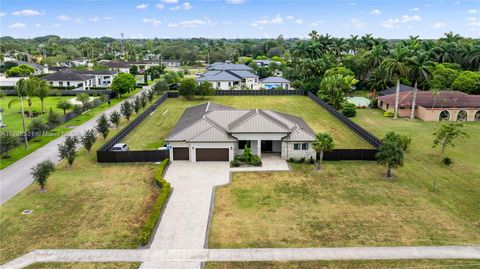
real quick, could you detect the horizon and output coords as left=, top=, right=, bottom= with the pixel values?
left=1, top=0, right=479, bottom=39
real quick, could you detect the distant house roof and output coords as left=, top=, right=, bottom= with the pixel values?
left=196, top=69, right=258, bottom=82
left=75, top=70, right=117, bottom=75
left=208, top=62, right=253, bottom=71
left=378, top=84, right=413, bottom=96
left=260, top=76, right=290, bottom=83
left=17, top=61, right=44, bottom=71
left=377, top=90, right=480, bottom=109
left=254, top=60, right=281, bottom=66
left=101, top=61, right=131, bottom=69
left=167, top=102, right=315, bottom=143
left=42, top=69, right=91, bottom=81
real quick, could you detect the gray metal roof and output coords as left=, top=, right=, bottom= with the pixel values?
left=260, top=76, right=290, bottom=83
left=229, top=70, right=258, bottom=79
left=167, top=102, right=315, bottom=143
left=42, top=69, right=90, bottom=81
left=208, top=62, right=253, bottom=71
left=196, top=70, right=242, bottom=82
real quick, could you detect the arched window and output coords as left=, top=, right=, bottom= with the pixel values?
left=475, top=110, right=480, bottom=122
left=439, top=110, right=450, bottom=121
left=456, top=110, right=468, bottom=121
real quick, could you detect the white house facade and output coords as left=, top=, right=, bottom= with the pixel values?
left=166, top=102, right=316, bottom=162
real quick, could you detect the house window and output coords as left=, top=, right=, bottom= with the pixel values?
left=293, top=143, right=301, bottom=150
left=379, top=101, right=383, bottom=107
left=67, top=81, right=70, bottom=86
left=59, top=82, right=63, bottom=87
left=238, top=140, right=251, bottom=149
left=302, top=143, right=309, bottom=150
left=217, top=82, right=221, bottom=88
left=386, top=103, right=389, bottom=110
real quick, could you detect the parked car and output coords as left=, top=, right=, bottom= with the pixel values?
left=111, top=143, right=129, bottom=152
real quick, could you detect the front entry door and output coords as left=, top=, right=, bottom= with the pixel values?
left=261, top=140, right=273, bottom=152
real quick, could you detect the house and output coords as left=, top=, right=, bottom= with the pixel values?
left=73, top=70, right=117, bottom=87
left=198, top=62, right=258, bottom=90
left=16, top=61, right=49, bottom=75
left=207, top=62, right=253, bottom=71
left=378, top=84, right=414, bottom=96
left=253, top=59, right=281, bottom=67
left=377, top=90, right=480, bottom=121
left=42, top=69, right=93, bottom=89
left=260, top=76, right=290, bottom=90
left=161, top=60, right=181, bottom=68
left=166, top=102, right=316, bottom=162
left=101, top=61, right=131, bottom=73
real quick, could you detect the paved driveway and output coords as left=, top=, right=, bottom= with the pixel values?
left=150, top=161, right=230, bottom=250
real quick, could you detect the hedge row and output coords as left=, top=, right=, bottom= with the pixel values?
left=139, top=158, right=171, bottom=245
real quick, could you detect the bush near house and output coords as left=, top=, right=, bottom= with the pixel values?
left=139, top=159, right=172, bottom=245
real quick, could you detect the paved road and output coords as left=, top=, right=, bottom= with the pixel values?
left=0, top=86, right=150, bottom=205
left=3, top=246, right=480, bottom=269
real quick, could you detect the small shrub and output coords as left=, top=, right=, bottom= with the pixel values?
left=47, top=108, right=61, bottom=126
left=442, top=157, right=452, bottom=166
left=250, top=155, right=262, bottom=166
left=341, top=103, right=357, bottom=117
left=384, top=111, right=395, bottom=117
left=299, top=157, right=306, bottom=163
left=309, top=156, right=315, bottom=164
left=369, top=98, right=378, bottom=108
left=28, top=118, right=48, bottom=133
left=230, top=159, right=240, bottom=167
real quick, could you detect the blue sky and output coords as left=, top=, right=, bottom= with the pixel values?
left=1, top=0, right=479, bottom=39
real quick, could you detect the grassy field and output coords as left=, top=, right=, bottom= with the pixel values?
left=208, top=107, right=480, bottom=248
left=0, top=102, right=160, bottom=264
left=26, top=263, right=140, bottom=269
left=0, top=89, right=141, bottom=170
left=122, top=96, right=371, bottom=149
left=0, top=96, right=75, bottom=132
left=206, top=260, right=480, bottom=269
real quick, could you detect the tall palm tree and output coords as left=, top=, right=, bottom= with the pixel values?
left=368, top=66, right=392, bottom=96
left=407, top=53, right=435, bottom=119
left=332, top=38, right=347, bottom=62
left=312, top=133, right=335, bottom=171
left=10, top=79, right=29, bottom=148
left=365, top=45, right=386, bottom=71
left=382, top=45, right=409, bottom=119
left=32, top=78, right=51, bottom=113
left=308, top=30, right=319, bottom=41
left=348, top=35, right=359, bottom=55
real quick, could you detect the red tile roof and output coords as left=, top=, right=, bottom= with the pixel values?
left=377, top=90, right=480, bottom=109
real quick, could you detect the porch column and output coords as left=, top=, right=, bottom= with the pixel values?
left=257, top=140, right=261, bottom=157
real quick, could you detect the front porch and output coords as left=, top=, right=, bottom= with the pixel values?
left=236, top=140, right=282, bottom=157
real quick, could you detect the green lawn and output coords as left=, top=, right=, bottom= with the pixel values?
left=0, top=88, right=141, bottom=170
left=208, top=107, right=480, bottom=248
left=123, top=96, right=371, bottom=150
left=0, top=109, right=160, bottom=264
left=0, top=96, right=74, bottom=132
left=26, top=263, right=140, bottom=269
left=206, top=260, right=480, bottom=269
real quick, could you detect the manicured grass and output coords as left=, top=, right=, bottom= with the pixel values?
left=123, top=96, right=370, bottom=149
left=26, top=263, right=141, bottom=269
left=206, top=260, right=480, bottom=269
left=208, top=108, right=480, bottom=248
left=0, top=96, right=74, bottom=132
left=0, top=100, right=161, bottom=264
left=0, top=88, right=141, bottom=170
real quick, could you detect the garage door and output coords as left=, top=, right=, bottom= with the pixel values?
left=173, top=147, right=189, bottom=160
left=196, top=148, right=229, bottom=161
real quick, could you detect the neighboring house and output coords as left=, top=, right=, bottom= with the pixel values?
left=161, top=60, right=181, bottom=68
left=74, top=70, right=117, bottom=87
left=378, top=84, right=414, bottom=96
left=42, top=69, right=93, bottom=89
left=16, top=61, right=49, bottom=75
left=253, top=59, right=281, bottom=67
left=198, top=62, right=258, bottom=90
left=166, top=102, right=316, bottom=162
left=100, top=61, right=131, bottom=73
left=377, top=90, right=480, bottom=121
left=260, top=76, right=290, bottom=90
left=208, top=62, right=254, bottom=71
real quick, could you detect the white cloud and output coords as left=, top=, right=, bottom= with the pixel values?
left=225, top=0, right=245, bottom=3
left=155, top=3, right=165, bottom=9
left=409, top=7, right=420, bottom=12
left=57, top=14, right=71, bottom=21
left=0, top=12, right=5, bottom=17
left=294, top=19, right=303, bottom=25
left=75, top=17, right=84, bottom=23
left=380, top=15, right=421, bottom=28
left=369, top=9, right=381, bottom=16
left=162, top=0, right=178, bottom=3
left=250, top=15, right=284, bottom=27
left=170, top=5, right=181, bottom=11
left=8, top=22, right=26, bottom=29
left=136, top=3, right=149, bottom=9
left=467, top=9, right=478, bottom=14
left=12, top=9, right=42, bottom=16
left=466, top=17, right=480, bottom=27
left=89, top=17, right=100, bottom=22
left=104, top=16, right=114, bottom=21
left=286, top=16, right=294, bottom=20
left=433, top=22, right=446, bottom=28
left=183, top=2, right=192, bottom=10
left=143, top=18, right=162, bottom=26
left=168, top=18, right=211, bottom=28
left=35, top=23, right=42, bottom=27
left=310, top=20, right=324, bottom=27
left=345, top=17, right=366, bottom=28
left=52, top=24, right=60, bottom=28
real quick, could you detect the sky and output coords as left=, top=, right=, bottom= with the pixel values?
left=0, top=0, right=479, bottom=39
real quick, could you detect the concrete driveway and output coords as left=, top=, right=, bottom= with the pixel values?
left=150, top=161, right=230, bottom=250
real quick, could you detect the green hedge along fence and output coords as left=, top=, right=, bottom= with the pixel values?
left=139, top=158, right=171, bottom=245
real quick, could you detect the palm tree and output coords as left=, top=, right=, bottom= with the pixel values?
left=407, top=53, right=435, bottom=119
left=10, top=79, right=29, bottom=148
left=348, top=35, right=359, bottom=54
left=382, top=45, right=409, bottom=119
left=332, top=38, right=347, bottom=62
left=368, top=66, right=392, bottom=96
left=312, top=133, right=335, bottom=171
left=365, top=45, right=386, bottom=71
left=31, top=77, right=51, bottom=113
left=376, top=139, right=404, bottom=179
left=308, top=30, right=319, bottom=41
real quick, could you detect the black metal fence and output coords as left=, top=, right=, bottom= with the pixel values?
left=97, top=149, right=169, bottom=163
left=215, top=90, right=305, bottom=96
left=1, top=89, right=115, bottom=98
left=322, top=149, right=378, bottom=161
left=96, top=93, right=169, bottom=163
left=307, top=92, right=382, bottom=149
